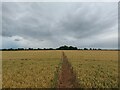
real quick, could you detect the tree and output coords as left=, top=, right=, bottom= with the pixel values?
left=98, top=48, right=101, bottom=50
left=18, top=48, right=24, bottom=50
left=89, top=48, right=92, bottom=50
left=84, top=48, right=88, bottom=50
left=56, top=45, right=78, bottom=50
left=37, top=48, right=42, bottom=50
left=28, top=48, right=33, bottom=50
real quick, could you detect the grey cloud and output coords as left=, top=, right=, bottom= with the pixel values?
left=55, top=3, right=117, bottom=39
left=14, top=38, right=21, bottom=41
left=2, top=2, right=118, bottom=49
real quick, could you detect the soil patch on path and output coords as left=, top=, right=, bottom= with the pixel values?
left=57, top=52, right=78, bottom=88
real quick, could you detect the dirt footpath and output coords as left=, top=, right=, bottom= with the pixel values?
left=57, top=52, right=78, bottom=88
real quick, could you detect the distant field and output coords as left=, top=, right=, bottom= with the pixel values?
left=2, top=50, right=118, bottom=88
left=2, top=50, right=61, bottom=88
left=0, top=51, right=1, bottom=89
left=64, top=50, right=118, bottom=88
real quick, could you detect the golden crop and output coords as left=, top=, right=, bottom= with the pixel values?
left=64, top=50, right=118, bottom=88
left=2, top=50, right=61, bottom=88
left=2, top=50, right=118, bottom=88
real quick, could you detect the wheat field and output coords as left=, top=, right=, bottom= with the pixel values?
left=2, top=50, right=118, bottom=88
left=64, top=50, right=118, bottom=88
left=2, top=50, right=61, bottom=88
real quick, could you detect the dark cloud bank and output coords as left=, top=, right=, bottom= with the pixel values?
left=2, top=2, right=118, bottom=49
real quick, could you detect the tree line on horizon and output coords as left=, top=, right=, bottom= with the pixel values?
left=1, top=45, right=102, bottom=51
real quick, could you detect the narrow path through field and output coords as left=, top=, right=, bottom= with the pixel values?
left=57, top=52, right=78, bottom=88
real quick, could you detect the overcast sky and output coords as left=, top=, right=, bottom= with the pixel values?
left=1, top=2, right=118, bottom=49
